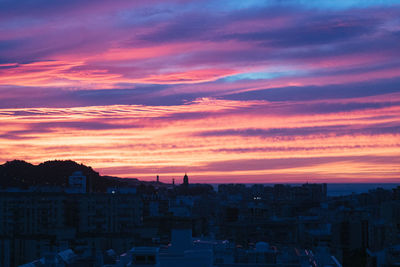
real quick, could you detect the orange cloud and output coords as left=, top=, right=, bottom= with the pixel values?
left=0, top=98, right=398, bottom=183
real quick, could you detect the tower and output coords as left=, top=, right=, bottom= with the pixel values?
left=156, top=175, right=159, bottom=183
left=183, top=173, right=189, bottom=186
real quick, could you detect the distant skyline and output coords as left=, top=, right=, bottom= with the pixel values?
left=0, top=0, right=399, bottom=183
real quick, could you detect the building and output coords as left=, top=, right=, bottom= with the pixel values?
left=65, top=171, right=87, bottom=194
left=183, top=173, right=188, bottom=187
left=0, top=192, right=142, bottom=266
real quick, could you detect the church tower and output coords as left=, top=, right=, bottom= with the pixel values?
left=183, top=173, right=189, bottom=186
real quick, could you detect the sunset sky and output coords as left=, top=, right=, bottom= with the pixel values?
left=0, top=0, right=399, bottom=183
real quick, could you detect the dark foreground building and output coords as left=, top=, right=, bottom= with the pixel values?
left=1, top=171, right=400, bottom=266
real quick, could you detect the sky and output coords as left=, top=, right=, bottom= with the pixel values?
left=0, top=0, right=399, bottom=183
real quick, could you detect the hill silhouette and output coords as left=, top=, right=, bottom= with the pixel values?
left=0, top=160, right=143, bottom=192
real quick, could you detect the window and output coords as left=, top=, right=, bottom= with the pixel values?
left=147, top=255, right=156, bottom=263
left=135, top=255, right=146, bottom=263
